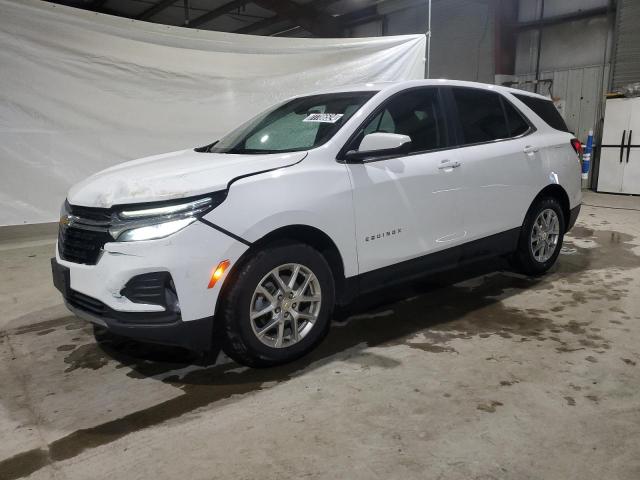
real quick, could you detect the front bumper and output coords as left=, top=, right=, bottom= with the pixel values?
left=66, top=297, right=213, bottom=351
left=53, top=220, right=248, bottom=351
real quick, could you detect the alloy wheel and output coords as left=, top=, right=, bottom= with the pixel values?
left=249, top=263, right=322, bottom=348
left=530, top=208, right=560, bottom=263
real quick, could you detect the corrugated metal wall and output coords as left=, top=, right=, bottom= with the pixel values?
left=611, top=0, right=640, bottom=89
left=351, top=0, right=495, bottom=82
left=427, top=0, right=495, bottom=82
left=515, top=0, right=610, bottom=74
left=513, top=64, right=610, bottom=142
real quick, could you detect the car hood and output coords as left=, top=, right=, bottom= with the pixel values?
left=67, top=149, right=306, bottom=208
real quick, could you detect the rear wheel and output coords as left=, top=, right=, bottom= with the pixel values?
left=219, top=242, right=334, bottom=367
left=513, top=197, right=565, bottom=276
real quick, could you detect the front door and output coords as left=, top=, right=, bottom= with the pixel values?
left=345, top=87, right=465, bottom=281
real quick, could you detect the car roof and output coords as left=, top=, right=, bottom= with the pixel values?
left=306, top=79, right=550, bottom=101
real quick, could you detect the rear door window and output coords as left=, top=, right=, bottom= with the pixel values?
left=451, top=88, right=533, bottom=144
left=513, top=94, right=569, bottom=132
left=451, top=88, right=510, bottom=144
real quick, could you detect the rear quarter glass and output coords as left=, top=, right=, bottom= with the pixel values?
left=514, top=94, right=569, bottom=133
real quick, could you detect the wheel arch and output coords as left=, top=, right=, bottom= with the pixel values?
left=529, top=184, right=570, bottom=225
left=216, top=224, right=351, bottom=322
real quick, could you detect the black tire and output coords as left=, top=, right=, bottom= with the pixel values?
left=513, top=196, right=566, bottom=276
left=219, top=241, right=335, bottom=367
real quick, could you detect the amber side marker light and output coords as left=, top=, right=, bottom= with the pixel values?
left=208, top=260, right=230, bottom=289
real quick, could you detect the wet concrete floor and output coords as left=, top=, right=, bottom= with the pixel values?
left=1, top=191, right=639, bottom=479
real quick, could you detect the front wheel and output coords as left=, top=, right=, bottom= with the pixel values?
left=513, top=197, right=565, bottom=276
left=219, top=242, right=335, bottom=367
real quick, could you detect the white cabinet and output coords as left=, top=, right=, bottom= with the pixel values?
left=597, top=97, right=640, bottom=195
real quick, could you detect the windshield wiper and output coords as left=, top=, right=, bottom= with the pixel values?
left=194, top=141, right=218, bottom=153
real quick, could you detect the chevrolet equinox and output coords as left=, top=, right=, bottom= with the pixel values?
left=52, top=80, right=582, bottom=366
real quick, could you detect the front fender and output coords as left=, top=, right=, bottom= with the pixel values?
left=204, top=161, right=359, bottom=277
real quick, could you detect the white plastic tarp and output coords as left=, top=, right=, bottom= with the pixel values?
left=0, top=0, right=426, bottom=226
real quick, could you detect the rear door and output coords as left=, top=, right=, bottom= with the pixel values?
left=447, top=87, right=539, bottom=244
left=345, top=87, right=465, bottom=282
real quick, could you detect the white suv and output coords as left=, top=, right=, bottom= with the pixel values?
left=52, top=80, right=582, bottom=366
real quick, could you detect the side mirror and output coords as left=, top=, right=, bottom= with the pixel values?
left=344, top=132, right=412, bottom=162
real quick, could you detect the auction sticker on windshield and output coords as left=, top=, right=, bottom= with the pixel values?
left=303, top=113, right=344, bottom=123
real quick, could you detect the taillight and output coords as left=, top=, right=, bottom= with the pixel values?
left=570, top=138, right=583, bottom=156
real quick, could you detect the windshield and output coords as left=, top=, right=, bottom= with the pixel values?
left=209, top=91, right=376, bottom=154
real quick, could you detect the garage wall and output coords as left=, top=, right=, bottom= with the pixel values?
left=426, top=0, right=494, bottom=82
left=610, top=0, right=640, bottom=89
left=349, top=0, right=495, bottom=83
left=511, top=0, right=613, bottom=149
left=515, top=16, right=611, bottom=74
left=350, top=19, right=384, bottom=37
left=514, top=0, right=612, bottom=76
left=518, top=0, right=608, bottom=20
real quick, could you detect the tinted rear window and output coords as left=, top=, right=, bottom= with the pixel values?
left=514, top=94, right=569, bottom=132
left=452, top=88, right=510, bottom=143
left=451, top=88, right=530, bottom=144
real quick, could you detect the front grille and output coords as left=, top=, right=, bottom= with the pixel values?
left=68, top=290, right=107, bottom=316
left=58, top=227, right=112, bottom=264
left=58, top=203, right=113, bottom=265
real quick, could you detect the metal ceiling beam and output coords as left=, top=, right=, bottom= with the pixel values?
left=187, top=0, right=250, bottom=28
left=252, top=0, right=344, bottom=37
left=515, top=6, right=609, bottom=31
left=233, top=15, right=282, bottom=34
left=337, top=0, right=431, bottom=28
left=233, top=0, right=343, bottom=36
left=136, top=0, right=177, bottom=20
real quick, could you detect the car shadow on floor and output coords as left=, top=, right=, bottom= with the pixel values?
left=91, top=222, right=639, bottom=387
left=94, top=256, right=546, bottom=385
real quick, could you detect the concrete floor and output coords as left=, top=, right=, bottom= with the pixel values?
left=1, top=190, right=639, bottom=480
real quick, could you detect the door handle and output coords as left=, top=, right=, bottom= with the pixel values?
left=523, top=145, right=539, bottom=154
left=620, top=130, right=626, bottom=163
left=438, top=160, right=461, bottom=170
left=627, top=130, right=633, bottom=163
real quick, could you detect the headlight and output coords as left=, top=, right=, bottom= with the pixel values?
left=116, top=218, right=196, bottom=242
left=111, top=192, right=226, bottom=242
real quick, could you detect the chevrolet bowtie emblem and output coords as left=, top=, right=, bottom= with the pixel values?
left=59, top=214, right=78, bottom=227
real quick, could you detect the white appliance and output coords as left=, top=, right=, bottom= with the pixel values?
left=597, top=97, right=640, bottom=194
